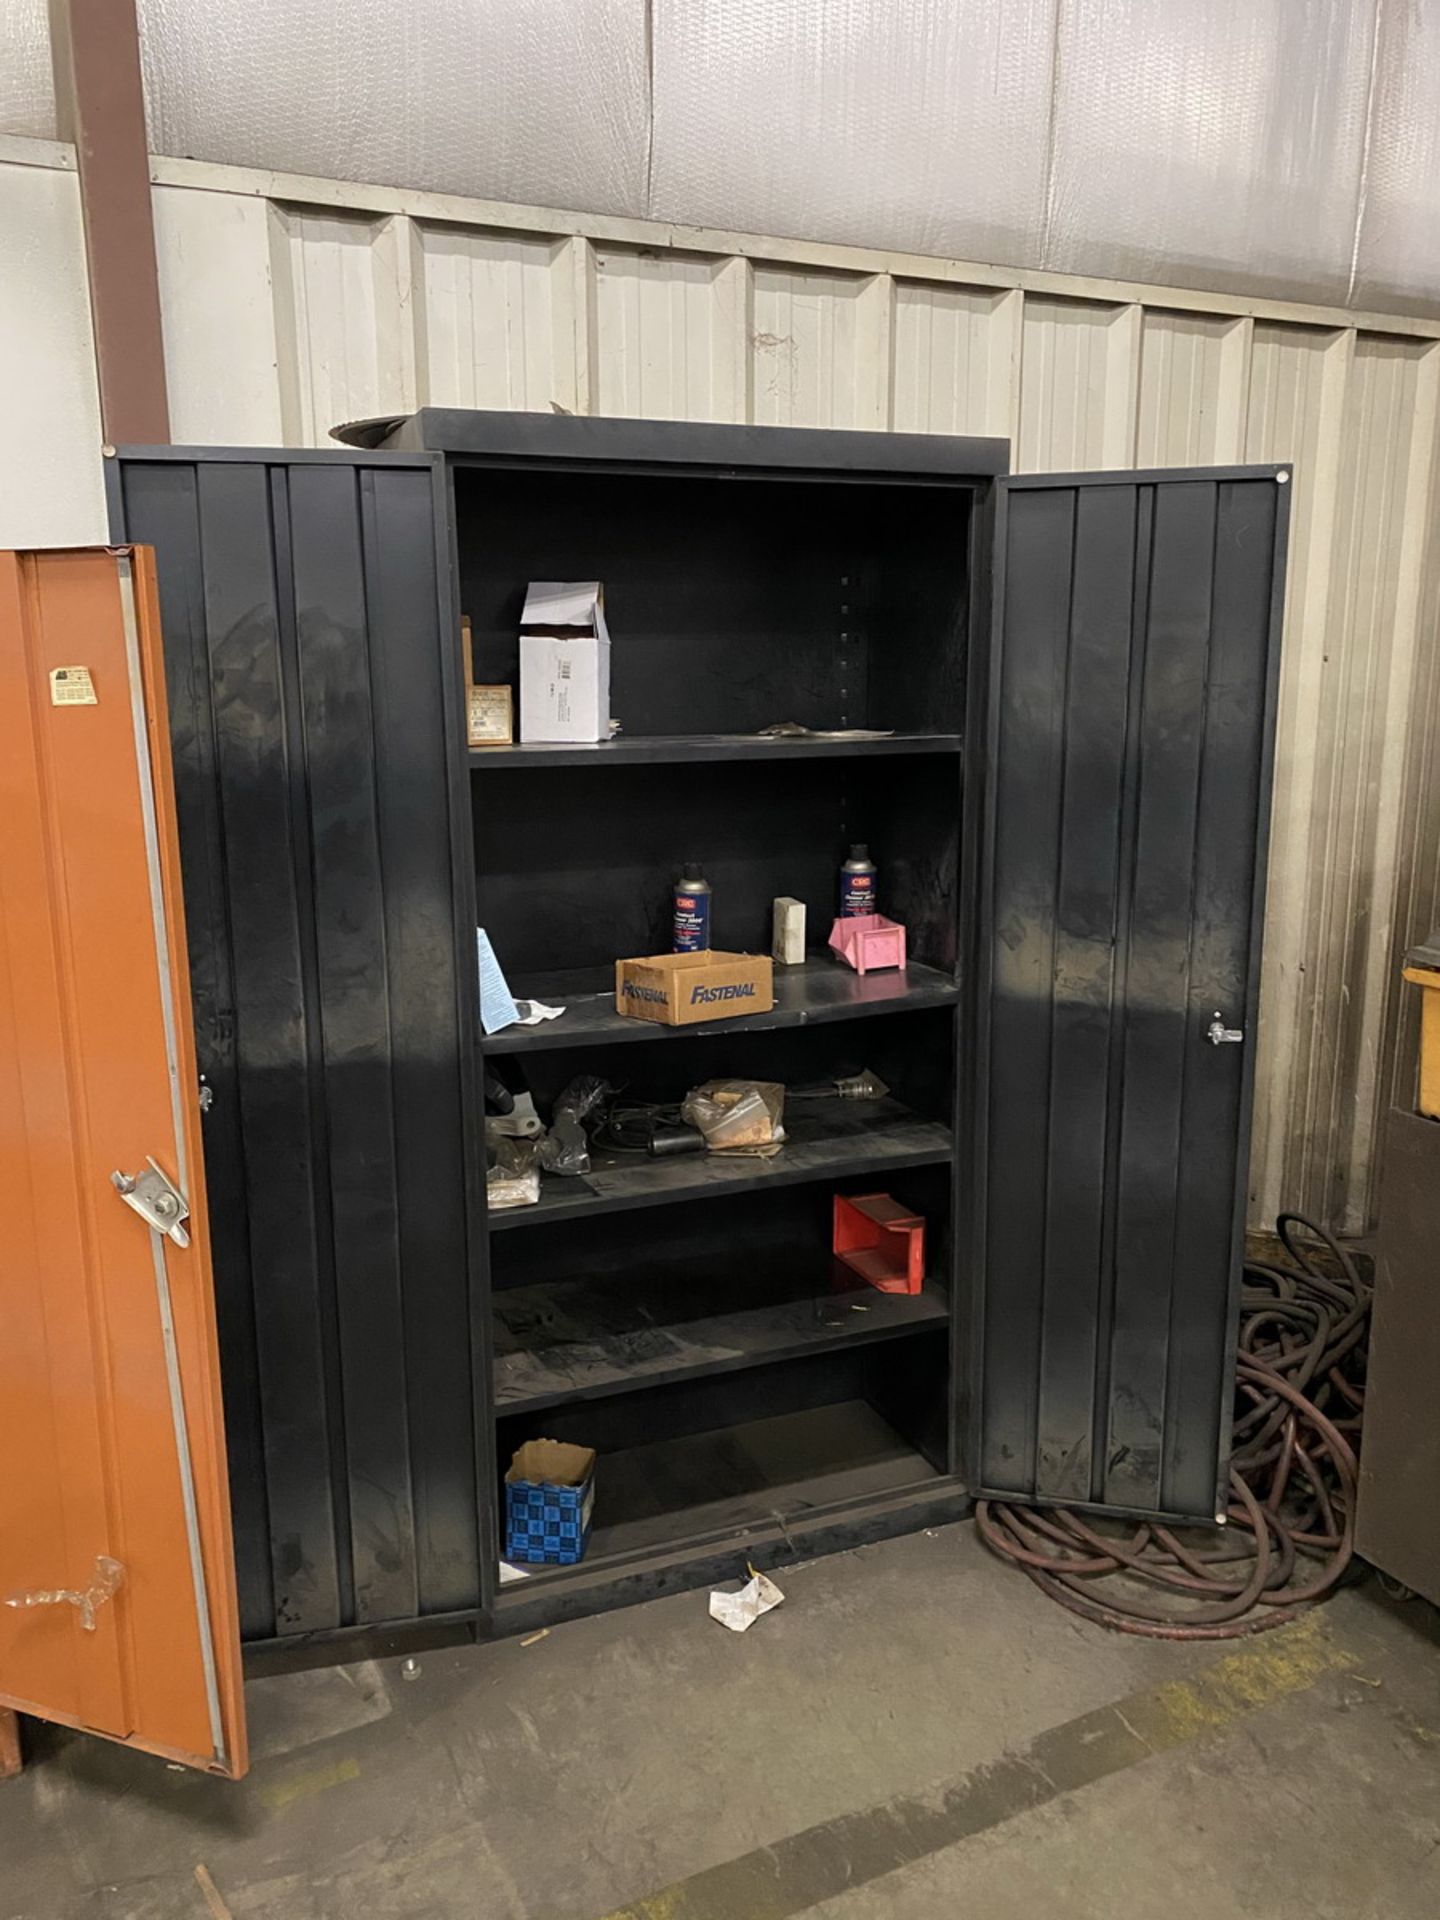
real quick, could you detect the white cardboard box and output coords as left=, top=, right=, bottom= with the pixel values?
left=519, top=581, right=611, bottom=743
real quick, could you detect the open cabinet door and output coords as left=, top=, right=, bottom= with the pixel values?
left=108, top=450, right=485, bottom=1655
left=0, top=547, right=246, bottom=1776
left=970, top=467, right=1289, bottom=1524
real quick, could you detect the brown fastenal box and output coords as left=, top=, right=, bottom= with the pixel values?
left=614, top=950, right=775, bottom=1026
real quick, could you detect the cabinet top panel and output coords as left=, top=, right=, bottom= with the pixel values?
left=332, top=408, right=1011, bottom=479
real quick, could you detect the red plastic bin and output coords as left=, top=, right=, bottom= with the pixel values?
left=832, top=1192, right=925, bottom=1295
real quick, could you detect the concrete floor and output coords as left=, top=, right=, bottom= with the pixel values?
left=4, top=1522, right=1439, bottom=1920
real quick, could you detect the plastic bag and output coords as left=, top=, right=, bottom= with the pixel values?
left=539, top=1113, right=589, bottom=1176
left=554, top=1075, right=611, bottom=1124
left=487, top=1134, right=542, bottom=1209
left=537, top=1075, right=613, bottom=1175
left=681, top=1080, right=786, bottom=1152
left=5, top=1553, right=123, bottom=1632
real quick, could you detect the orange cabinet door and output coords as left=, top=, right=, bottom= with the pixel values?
left=0, top=547, right=246, bottom=1776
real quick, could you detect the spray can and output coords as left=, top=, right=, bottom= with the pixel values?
left=839, top=844, right=878, bottom=917
left=673, top=865, right=712, bottom=951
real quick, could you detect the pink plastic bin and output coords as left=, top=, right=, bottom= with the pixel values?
left=828, top=914, right=906, bottom=975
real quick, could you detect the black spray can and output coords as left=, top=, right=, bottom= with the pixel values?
left=839, top=843, right=877, bottom=917
left=673, top=866, right=712, bottom=951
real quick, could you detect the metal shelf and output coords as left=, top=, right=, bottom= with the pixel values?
left=496, top=1402, right=947, bottom=1585
left=494, top=1265, right=948, bottom=1414
left=469, top=731, right=961, bottom=770
left=484, top=957, right=959, bottom=1055
left=487, top=1097, right=952, bottom=1232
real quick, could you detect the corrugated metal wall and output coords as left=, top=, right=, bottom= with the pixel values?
left=3, top=132, right=1437, bottom=1233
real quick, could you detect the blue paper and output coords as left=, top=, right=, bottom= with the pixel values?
left=477, top=928, right=520, bottom=1034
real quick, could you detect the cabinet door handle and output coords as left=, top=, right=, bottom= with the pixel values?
left=1206, top=1011, right=1245, bottom=1046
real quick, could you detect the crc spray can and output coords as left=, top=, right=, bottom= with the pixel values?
left=673, top=866, right=712, bottom=951
left=839, top=844, right=878, bottom=917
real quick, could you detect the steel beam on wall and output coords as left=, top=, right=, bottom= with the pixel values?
left=49, top=0, right=169, bottom=444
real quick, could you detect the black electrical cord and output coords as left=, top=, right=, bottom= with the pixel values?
left=976, top=1212, right=1370, bottom=1640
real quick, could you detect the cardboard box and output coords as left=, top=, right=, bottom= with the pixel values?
left=461, top=614, right=514, bottom=746
left=614, top=950, right=775, bottom=1026
left=519, top=581, right=611, bottom=743
left=505, top=1439, right=596, bottom=1567
left=772, top=896, right=806, bottom=966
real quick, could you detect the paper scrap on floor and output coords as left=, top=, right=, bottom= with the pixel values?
left=709, top=1570, right=784, bottom=1632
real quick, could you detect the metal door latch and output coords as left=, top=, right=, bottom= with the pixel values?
left=112, top=1159, right=191, bottom=1248
left=1206, top=1011, right=1245, bottom=1046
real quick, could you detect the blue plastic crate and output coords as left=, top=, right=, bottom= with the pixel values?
left=505, top=1441, right=596, bottom=1566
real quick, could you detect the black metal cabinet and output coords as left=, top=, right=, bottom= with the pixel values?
left=110, top=418, right=1288, bottom=1657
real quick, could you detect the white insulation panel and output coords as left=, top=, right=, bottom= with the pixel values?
left=5, top=133, right=1440, bottom=1235
left=0, top=0, right=55, bottom=140
left=1351, top=1, right=1440, bottom=317
left=137, top=0, right=652, bottom=219
left=118, top=0, right=1440, bottom=316
left=650, top=0, right=1056, bottom=267
left=1044, top=0, right=1377, bottom=304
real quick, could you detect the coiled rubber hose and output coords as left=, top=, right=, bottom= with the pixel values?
left=976, top=1213, right=1369, bottom=1640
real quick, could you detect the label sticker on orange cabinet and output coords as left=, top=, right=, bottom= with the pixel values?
left=49, top=665, right=97, bottom=706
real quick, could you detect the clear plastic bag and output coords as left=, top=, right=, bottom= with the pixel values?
left=554, top=1075, right=611, bottom=1124
left=539, top=1113, right=589, bottom=1176
left=681, top=1079, right=786, bottom=1153
left=5, top=1553, right=123, bottom=1632
left=537, top=1075, right=613, bottom=1175
left=487, top=1134, right=542, bottom=1209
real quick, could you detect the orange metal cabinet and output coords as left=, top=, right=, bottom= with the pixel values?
left=0, top=547, right=246, bottom=1776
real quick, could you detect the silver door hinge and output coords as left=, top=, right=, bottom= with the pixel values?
left=1206, top=1012, right=1245, bottom=1046
left=112, top=1158, right=191, bottom=1247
